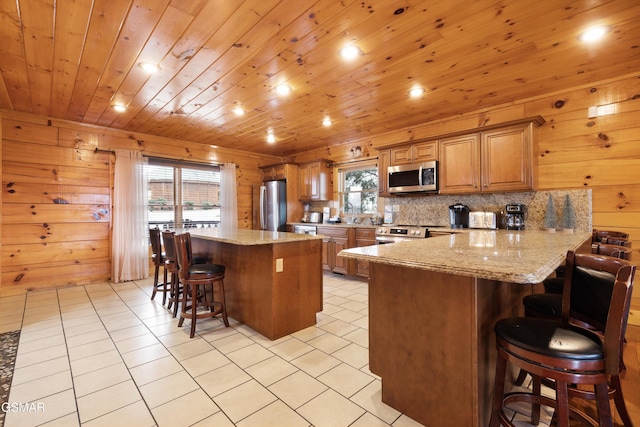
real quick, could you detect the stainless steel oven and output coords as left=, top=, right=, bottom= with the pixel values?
left=375, top=225, right=430, bottom=244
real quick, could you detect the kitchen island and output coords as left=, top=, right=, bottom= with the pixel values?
left=184, top=228, right=323, bottom=340
left=339, top=230, right=591, bottom=427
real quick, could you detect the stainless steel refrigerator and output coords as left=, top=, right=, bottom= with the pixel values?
left=253, top=180, right=287, bottom=231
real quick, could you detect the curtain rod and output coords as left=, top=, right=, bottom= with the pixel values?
left=94, top=149, right=238, bottom=168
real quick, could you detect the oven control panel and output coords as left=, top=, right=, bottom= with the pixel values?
left=376, top=226, right=428, bottom=238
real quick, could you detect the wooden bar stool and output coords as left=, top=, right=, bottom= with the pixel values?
left=162, top=230, right=182, bottom=318
left=174, top=233, right=229, bottom=338
left=592, top=229, right=629, bottom=243
left=601, top=236, right=632, bottom=247
left=149, top=227, right=169, bottom=304
left=491, top=252, right=636, bottom=427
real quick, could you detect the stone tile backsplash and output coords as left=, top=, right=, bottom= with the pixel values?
left=385, top=189, right=592, bottom=231
left=309, top=189, right=592, bottom=231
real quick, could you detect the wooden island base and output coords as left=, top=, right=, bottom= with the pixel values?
left=369, top=262, right=530, bottom=427
left=191, top=237, right=322, bottom=340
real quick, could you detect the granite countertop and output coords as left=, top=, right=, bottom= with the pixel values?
left=339, top=230, right=591, bottom=284
left=178, top=228, right=322, bottom=246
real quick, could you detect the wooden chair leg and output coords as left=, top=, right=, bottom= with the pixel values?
left=489, top=352, right=508, bottom=427
left=189, top=284, right=198, bottom=338
left=531, top=375, right=541, bottom=426
left=161, top=267, right=168, bottom=305
left=555, top=381, right=570, bottom=427
left=150, top=265, right=160, bottom=300
left=177, top=284, right=189, bottom=328
left=219, top=279, right=229, bottom=327
left=595, top=382, right=613, bottom=427
left=610, top=375, right=633, bottom=427
left=514, top=368, right=528, bottom=386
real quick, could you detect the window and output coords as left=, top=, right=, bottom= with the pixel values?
left=146, top=158, right=221, bottom=229
left=338, top=161, right=379, bottom=215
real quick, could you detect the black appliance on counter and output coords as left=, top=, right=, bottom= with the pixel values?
left=449, top=203, right=470, bottom=228
left=504, top=204, right=526, bottom=230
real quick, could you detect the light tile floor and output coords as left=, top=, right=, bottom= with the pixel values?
left=0, top=273, right=551, bottom=427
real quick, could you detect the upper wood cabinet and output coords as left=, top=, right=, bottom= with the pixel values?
left=480, top=123, right=536, bottom=192
left=438, top=134, right=481, bottom=194
left=377, top=149, right=391, bottom=197
left=260, top=163, right=290, bottom=181
left=438, top=119, right=542, bottom=194
left=299, top=159, right=332, bottom=201
left=390, top=141, right=437, bottom=165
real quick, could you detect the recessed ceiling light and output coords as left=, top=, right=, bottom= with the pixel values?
left=340, top=45, right=362, bottom=60
left=275, top=84, right=292, bottom=96
left=112, top=103, right=127, bottom=113
left=232, top=106, right=245, bottom=116
left=322, top=115, right=332, bottom=127
left=266, top=130, right=276, bottom=144
left=137, top=62, right=159, bottom=73
left=409, top=86, right=425, bottom=98
left=579, top=25, right=610, bottom=43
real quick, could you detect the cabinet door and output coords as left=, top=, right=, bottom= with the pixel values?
left=273, top=164, right=287, bottom=180
left=298, top=164, right=310, bottom=201
left=332, top=237, right=349, bottom=274
left=320, top=236, right=331, bottom=271
left=355, top=228, right=376, bottom=278
left=481, top=124, right=534, bottom=192
left=412, top=142, right=437, bottom=161
left=390, top=147, right=412, bottom=165
left=438, top=134, right=480, bottom=194
left=377, top=149, right=391, bottom=196
left=260, top=167, right=274, bottom=181
left=309, top=162, right=322, bottom=199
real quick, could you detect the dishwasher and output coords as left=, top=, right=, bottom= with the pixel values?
left=293, top=224, right=317, bottom=235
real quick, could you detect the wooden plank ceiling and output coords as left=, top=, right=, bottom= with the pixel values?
left=1, top=0, right=639, bottom=157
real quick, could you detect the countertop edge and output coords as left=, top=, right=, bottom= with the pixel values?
left=339, top=230, right=590, bottom=284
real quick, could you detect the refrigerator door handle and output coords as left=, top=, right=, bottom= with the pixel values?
left=259, top=185, right=266, bottom=230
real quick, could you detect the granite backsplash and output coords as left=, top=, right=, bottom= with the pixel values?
left=309, top=189, right=592, bottom=232
left=383, top=190, right=592, bottom=231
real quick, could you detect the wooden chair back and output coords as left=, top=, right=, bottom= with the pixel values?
left=162, top=230, right=178, bottom=272
left=561, top=251, right=636, bottom=375
left=592, top=229, right=629, bottom=243
left=149, top=227, right=163, bottom=266
left=601, top=236, right=632, bottom=248
left=591, top=242, right=633, bottom=260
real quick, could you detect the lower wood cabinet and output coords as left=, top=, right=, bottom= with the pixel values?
left=316, top=226, right=376, bottom=277
left=354, top=228, right=376, bottom=278
left=317, top=226, right=351, bottom=274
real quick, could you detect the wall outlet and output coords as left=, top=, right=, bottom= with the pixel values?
left=276, top=258, right=283, bottom=272
left=393, top=205, right=400, bottom=212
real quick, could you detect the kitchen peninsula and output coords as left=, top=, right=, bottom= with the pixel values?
left=339, top=230, right=591, bottom=427
left=185, top=228, right=323, bottom=340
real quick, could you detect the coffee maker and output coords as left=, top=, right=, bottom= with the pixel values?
left=449, top=203, right=470, bottom=228
left=504, top=204, right=526, bottom=230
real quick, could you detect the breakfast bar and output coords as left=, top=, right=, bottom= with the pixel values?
left=185, top=228, right=323, bottom=340
left=339, top=230, right=592, bottom=427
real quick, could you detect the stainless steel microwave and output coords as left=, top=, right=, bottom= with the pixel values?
left=387, top=161, right=438, bottom=194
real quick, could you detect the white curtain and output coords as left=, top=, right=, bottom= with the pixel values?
left=112, top=149, right=149, bottom=282
left=220, top=163, right=238, bottom=230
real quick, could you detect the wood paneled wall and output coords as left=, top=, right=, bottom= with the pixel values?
left=1, top=111, right=280, bottom=296
left=2, top=73, right=639, bottom=298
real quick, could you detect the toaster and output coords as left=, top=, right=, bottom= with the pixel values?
left=468, top=211, right=498, bottom=229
